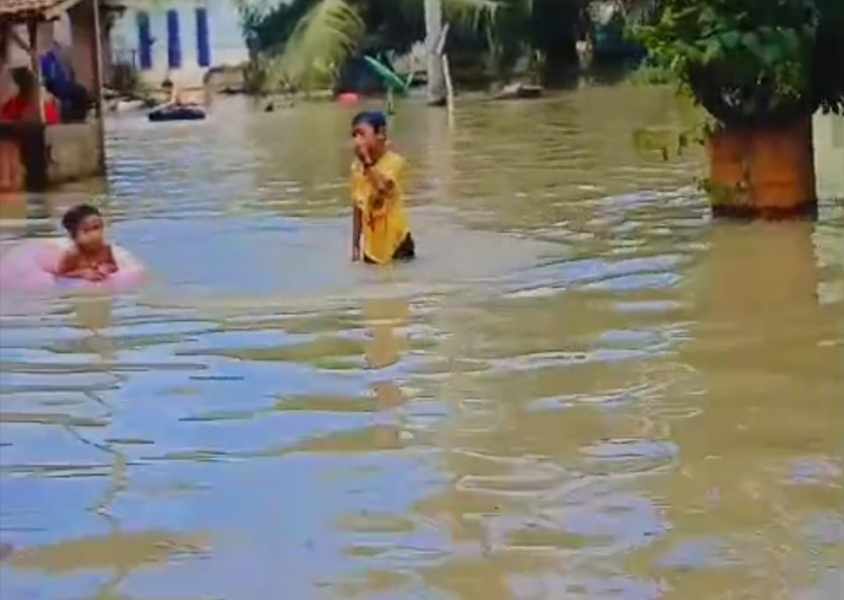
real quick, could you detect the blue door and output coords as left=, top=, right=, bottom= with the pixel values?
left=136, top=11, right=152, bottom=70
left=195, top=8, right=211, bottom=67
left=166, top=9, right=182, bottom=69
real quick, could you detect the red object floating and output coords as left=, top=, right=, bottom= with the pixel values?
left=337, top=92, right=360, bottom=106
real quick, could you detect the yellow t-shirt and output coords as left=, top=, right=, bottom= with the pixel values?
left=350, top=151, right=411, bottom=264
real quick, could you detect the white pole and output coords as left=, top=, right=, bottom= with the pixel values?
left=91, top=0, right=106, bottom=174
left=441, top=54, right=454, bottom=126
left=423, top=0, right=445, bottom=105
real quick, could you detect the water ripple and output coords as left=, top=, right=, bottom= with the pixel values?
left=1, top=93, right=842, bottom=600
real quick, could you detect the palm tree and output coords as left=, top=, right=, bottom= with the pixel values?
left=243, top=0, right=654, bottom=94
left=241, top=0, right=498, bottom=96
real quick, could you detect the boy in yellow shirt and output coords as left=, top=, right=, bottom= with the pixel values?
left=350, top=111, right=415, bottom=264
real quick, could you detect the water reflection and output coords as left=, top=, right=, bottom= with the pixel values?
left=362, top=296, right=409, bottom=371
left=648, top=222, right=843, bottom=600
left=0, top=91, right=842, bottom=600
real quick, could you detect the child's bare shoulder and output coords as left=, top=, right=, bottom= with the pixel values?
left=56, top=247, right=81, bottom=273
left=59, top=246, right=81, bottom=261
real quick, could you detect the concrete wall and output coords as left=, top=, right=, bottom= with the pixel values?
left=67, top=1, right=114, bottom=95
left=814, top=112, right=844, bottom=202
left=0, top=122, right=104, bottom=193
left=2, top=22, right=57, bottom=105
left=110, top=0, right=250, bottom=89
left=46, top=122, right=103, bottom=184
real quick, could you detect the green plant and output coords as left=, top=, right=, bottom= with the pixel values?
left=238, top=1, right=655, bottom=92
left=629, top=61, right=674, bottom=85
left=636, top=0, right=844, bottom=127
left=240, top=0, right=499, bottom=92
left=632, top=86, right=717, bottom=163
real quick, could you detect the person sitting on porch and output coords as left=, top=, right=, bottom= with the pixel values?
left=0, top=68, right=60, bottom=125
left=41, top=42, right=89, bottom=123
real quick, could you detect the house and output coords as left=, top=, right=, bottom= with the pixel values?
left=2, top=1, right=120, bottom=99
left=110, top=0, right=250, bottom=89
left=1, top=0, right=119, bottom=194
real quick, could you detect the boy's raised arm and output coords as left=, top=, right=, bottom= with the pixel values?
left=361, top=155, right=405, bottom=209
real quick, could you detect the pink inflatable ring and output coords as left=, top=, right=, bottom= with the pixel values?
left=0, top=238, right=147, bottom=294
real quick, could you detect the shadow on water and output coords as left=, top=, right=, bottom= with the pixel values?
left=0, top=92, right=842, bottom=600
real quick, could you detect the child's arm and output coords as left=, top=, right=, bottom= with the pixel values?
left=361, top=162, right=398, bottom=207
left=55, top=251, right=102, bottom=281
left=352, top=205, right=362, bottom=261
left=359, top=153, right=405, bottom=209
left=362, top=164, right=394, bottom=196
left=99, top=245, right=119, bottom=274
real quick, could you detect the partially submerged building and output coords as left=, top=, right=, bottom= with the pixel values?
left=1, top=0, right=121, bottom=194
left=110, top=0, right=250, bottom=90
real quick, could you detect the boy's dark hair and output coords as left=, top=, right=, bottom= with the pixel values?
left=61, top=204, right=101, bottom=236
left=352, top=111, right=387, bottom=134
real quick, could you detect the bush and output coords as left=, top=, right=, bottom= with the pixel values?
left=637, top=0, right=844, bottom=127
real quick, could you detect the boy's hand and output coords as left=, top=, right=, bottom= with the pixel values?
left=354, top=143, right=371, bottom=166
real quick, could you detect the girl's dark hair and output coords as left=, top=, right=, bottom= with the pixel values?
left=61, top=204, right=100, bottom=235
left=351, top=111, right=387, bottom=134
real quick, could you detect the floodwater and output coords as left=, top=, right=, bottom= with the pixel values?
left=1, top=87, right=842, bottom=600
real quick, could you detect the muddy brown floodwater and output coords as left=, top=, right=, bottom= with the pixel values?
left=0, top=86, right=842, bottom=600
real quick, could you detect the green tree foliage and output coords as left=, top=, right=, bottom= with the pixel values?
left=238, top=0, right=633, bottom=90
left=636, top=0, right=844, bottom=126
left=239, top=0, right=498, bottom=90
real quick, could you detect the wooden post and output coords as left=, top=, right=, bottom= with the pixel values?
left=90, top=0, right=106, bottom=173
left=1, top=22, right=9, bottom=65
left=26, top=18, right=45, bottom=123
left=437, top=24, right=453, bottom=123
left=424, top=0, right=445, bottom=105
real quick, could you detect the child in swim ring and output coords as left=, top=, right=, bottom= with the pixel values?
left=55, top=204, right=118, bottom=282
left=350, top=111, right=415, bottom=264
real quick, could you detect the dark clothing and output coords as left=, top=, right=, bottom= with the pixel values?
left=41, top=52, right=71, bottom=96
left=42, top=51, right=89, bottom=123
left=364, top=233, right=416, bottom=264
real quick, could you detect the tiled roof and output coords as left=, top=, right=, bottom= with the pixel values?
left=0, top=0, right=88, bottom=19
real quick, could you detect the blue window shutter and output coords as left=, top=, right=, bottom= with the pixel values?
left=195, top=8, right=211, bottom=67
left=166, top=9, right=182, bottom=69
left=137, top=11, right=152, bottom=70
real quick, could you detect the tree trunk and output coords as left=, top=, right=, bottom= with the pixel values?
left=705, top=117, right=818, bottom=220
left=424, top=0, right=445, bottom=105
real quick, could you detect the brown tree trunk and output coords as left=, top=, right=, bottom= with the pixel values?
left=705, top=117, right=817, bottom=220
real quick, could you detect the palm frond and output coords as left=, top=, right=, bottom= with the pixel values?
left=268, top=0, right=501, bottom=91
left=274, top=0, right=366, bottom=89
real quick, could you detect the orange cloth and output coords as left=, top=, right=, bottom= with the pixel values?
left=1, top=96, right=60, bottom=124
